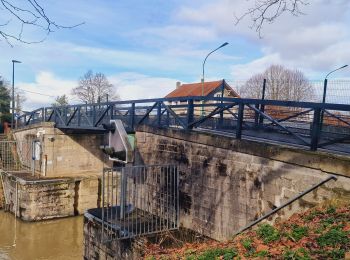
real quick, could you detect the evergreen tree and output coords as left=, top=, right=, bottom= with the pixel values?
left=0, top=79, right=11, bottom=122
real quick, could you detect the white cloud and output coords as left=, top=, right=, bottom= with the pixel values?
left=110, top=72, right=179, bottom=100
left=18, top=72, right=77, bottom=110
left=175, top=0, right=350, bottom=78
left=19, top=71, right=181, bottom=111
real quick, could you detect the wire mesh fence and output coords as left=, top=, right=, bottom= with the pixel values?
left=227, top=79, right=350, bottom=104
left=0, top=141, right=34, bottom=171
left=100, top=165, right=179, bottom=241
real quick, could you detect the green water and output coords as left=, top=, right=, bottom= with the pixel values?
left=0, top=211, right=83, bottom=260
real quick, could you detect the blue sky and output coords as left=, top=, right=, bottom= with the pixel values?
left=1, top=0, right=350, bottom=110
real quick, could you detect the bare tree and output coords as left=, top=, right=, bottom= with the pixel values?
left=14, top=87, right=26, bottom=113
left=239, top=65, right=315, bottom=102
left=72, top=70, right=119, bottom=104
left=0, top=0, right=83, bottom=46
left=235, top=0, right=309, bottom=37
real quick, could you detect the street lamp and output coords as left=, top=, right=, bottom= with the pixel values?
left=322, top=65, right=348, bottom=104
left=201, top=42, right=229, bottom=116
left=11, top=60, right=21, bottom=129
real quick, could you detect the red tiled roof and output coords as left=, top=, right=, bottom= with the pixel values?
left=165, top=80, right=239, bottom=98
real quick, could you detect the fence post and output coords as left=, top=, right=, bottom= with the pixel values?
left=92, top=105, right=96, bottom=127
left=77, top=106, right=81, bottom=127
left=310, top=108, right=321, bottom=151
left=259, top=79, right=266, bottom=126
left=254, top=104, right=259, bottom=128
left=130, top=103, right=135, bottom=130
left=110, top=104, right=114, bottom=121
left=186, top=99, right=194, bottom=130
left=157, top=101, right=162, bottom=127
left=236, top=103, right=244, bottom=139
left=42, top=108, right=45, bottom=122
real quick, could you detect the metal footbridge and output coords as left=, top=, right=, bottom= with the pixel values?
left=16, top=96, right=350, bottom=154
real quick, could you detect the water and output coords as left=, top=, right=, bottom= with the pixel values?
left=0, top=211, right=83, bottom=260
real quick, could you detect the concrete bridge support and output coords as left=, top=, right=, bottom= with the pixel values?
left=135, top=125, right=350, bottom=241
left=12, top=122, right=108, bottom=177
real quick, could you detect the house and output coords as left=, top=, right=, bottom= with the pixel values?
left=165, top=80, right=240, bottom=116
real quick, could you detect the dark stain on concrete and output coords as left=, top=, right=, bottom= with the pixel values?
left=217, top=162, right=227, bottom=176
left=73, top=181, right=80, bottom=215
left=254, top=178, right=262, bottom=189
left=179, top=191, right=192, bottom=214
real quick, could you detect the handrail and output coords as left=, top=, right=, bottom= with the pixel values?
left=233, top=175, right=337, bottom=236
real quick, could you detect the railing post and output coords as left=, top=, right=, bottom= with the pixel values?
left=166, top=109, right=170, bottom=127
left=110, top=104, right=114, bottom=121
left=42, top=108, right=45, bottom=122
left=130, top=103, right=135, bottom=130
left=92, top=105, right=96, bottom=127
left=64, top=107, right=68, bottom=125
left=157, top=101, right=162, bottom=127
left=77, top=106, right=81, bottom=127
left=254, top=104, right=259, bottom=128
left=259, top=79, right=267, bottom=126
left=310, top=108, right=321, bottom=151
left=236, top=103, right=244, bottom=139
left=186, top=99, right=194, bottom=130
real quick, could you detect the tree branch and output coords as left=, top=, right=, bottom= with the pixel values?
left=0, top=0, right=84, bottom=46
left=234, top=0, right=309, bottom=37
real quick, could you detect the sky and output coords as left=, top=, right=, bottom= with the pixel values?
left=0, top=0, right=350, bottom=110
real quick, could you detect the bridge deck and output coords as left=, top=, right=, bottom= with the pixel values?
left=16, top=96, right=350, bottom=154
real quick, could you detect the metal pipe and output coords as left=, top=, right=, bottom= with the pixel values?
left=233, top=175, right=337, bottom=236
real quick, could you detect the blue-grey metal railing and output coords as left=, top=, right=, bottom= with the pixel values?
left=16, top=96, right=350, bottom=153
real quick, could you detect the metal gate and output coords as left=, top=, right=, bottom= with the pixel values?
left=101, top=165, right=179, bottom=241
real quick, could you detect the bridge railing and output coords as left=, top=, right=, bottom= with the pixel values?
left=17, top=97, right=350, bottom=153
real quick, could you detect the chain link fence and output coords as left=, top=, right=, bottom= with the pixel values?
left=227, top=79, right=350, bottom=105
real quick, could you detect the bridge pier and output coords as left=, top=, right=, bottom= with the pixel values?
left=134, top=125, right=350, bottom=241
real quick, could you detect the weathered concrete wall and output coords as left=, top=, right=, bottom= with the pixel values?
left=13, top=123, right=107, bottom=177
left=0, top=172, right=4, bottom=209
left=84, top=213, right=140, bottom=260
left=1, top=172, right=101, bottom=221
left=135, top=125, right=350, bottom=241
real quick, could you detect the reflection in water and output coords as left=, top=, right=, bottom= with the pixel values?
left=0, top=211, right=83, bottom=260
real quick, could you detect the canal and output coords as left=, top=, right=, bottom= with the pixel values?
left=0, top=211, right=83, bottom=260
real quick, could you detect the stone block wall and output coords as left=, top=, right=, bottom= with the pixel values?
left=1, top=172, right=101, bottom=221
left=135, top=126, right=350, bottom=241
left=13, top=123, right=108, bottom=177
left=84, top=212, right=140, bottom=260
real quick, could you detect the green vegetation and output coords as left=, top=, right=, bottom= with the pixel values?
left=257, top=223, right=280, bottom=243
left=317, top=227, right=349, bottom=247
left=184, top=248, right=238, bottom=260
left=254, top=250, right=269, bottom=257
left=144, top=201, right=350, bottom=260
left=283, top=248, right=310, bottom=260
left=290, top=225, right=308, bottom=241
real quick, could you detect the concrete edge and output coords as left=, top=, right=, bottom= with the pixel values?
left=136, top=125, right=350, bottom=177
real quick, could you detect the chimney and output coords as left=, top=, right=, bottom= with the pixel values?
left=176, top=81, right=181, bottom=89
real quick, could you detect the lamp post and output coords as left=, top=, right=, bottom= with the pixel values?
left=201, top=42, right=229, bottom=116
left=320, top=64, right=348, bottom=129
left=322, top=65, right=348, bottom=104
left=11, top=60, right=21, bottom=129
